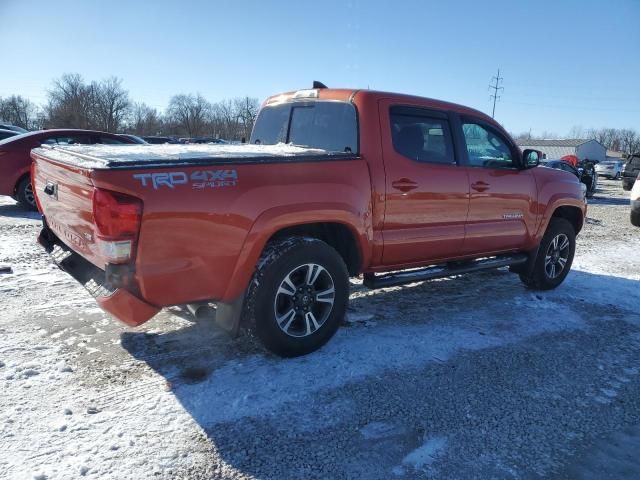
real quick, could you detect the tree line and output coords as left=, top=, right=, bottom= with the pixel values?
left=0, top=73, right=260, bottom=140
left=2, top=73, right=639, bottom=152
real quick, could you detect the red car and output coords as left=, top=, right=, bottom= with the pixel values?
left=0, top=129, right=135, bottom=209
left=32, top=87, right=586, bottom=356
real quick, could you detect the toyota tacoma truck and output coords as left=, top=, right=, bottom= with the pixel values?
left=32, top=86, right=587, bottom=357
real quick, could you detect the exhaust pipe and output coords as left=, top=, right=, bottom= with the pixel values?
left=186, top=302, right=215, bottom=320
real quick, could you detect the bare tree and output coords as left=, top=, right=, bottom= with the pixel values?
left=46, top=73, right=95, bottom=129
left=0, top=95, right=40, bottom=129
left=167, top=94, right=211, bottom=137
left=619, top=129, right=640, bottom=155
left=91, top=77, right=130, bottom=132
left=214, top=99, right=239, bottom=139
left=234, top=96, right=259, bottom=141
left=129, top=102, right=162, bottom=136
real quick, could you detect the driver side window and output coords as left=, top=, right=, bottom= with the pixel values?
left=462, top=122, right=516, bottom=169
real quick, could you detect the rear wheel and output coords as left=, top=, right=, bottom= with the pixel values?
left=243, top=236, right=349, bottom=357
left=16, top=176, right=37, bottom=211
left=632, top=210, right=640, bottom=227
left=520, top=218, right=576, bottom=290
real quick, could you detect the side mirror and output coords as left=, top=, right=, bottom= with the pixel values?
left=523, top=149, right=541, bottom=168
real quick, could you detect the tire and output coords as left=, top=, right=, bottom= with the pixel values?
left=519, top=218, right=576, bottom=290
left=585, top=174, right=597, bottom=198
left=632, top=210, right=640, bottom=227
left=243, top=236, right=349, bottom=357
left=16, top=176, right=37, bottom=211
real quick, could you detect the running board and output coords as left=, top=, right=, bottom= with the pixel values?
left=363, top=253, right=529, bottom=289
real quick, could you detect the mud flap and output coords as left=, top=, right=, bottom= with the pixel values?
left=215, top=294, right=245, bottom=337
left=509, top=245, right=540, bottom=276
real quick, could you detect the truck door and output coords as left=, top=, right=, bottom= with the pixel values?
left=380, top=101, right=470, bottom=266
left=457, top=118, right=537, bottom=255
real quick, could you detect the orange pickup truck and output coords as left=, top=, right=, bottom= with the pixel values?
left=32, top=86, right=586, bottom=356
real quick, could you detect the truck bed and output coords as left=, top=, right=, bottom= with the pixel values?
left=33, top=143, right=351, bottom=169
left=31, top=142, right=370, bottom=321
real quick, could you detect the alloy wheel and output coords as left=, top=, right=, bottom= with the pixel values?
left=544, top=233, right=570, bottom=279
left=273, top=263, right=335, bottom=338
left=24, top=182, right=36, bottom=207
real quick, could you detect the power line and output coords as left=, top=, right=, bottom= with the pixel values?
left=489, top=68, right=504, bottom=118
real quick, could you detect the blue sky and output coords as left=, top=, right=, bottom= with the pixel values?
left=1, top=0, right=638, bottom=135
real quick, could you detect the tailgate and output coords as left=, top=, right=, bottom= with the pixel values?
left=32, top=151, right=104, bottom=268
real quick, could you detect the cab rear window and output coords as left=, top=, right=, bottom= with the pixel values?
left=250, top=101, right=358, bottom=154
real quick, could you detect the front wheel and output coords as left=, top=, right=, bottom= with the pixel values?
left=243, top=237, right=349, bottom=357
left=520, top=218, right=576, bottom=290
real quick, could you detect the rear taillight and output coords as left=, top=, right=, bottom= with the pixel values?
left=92, top=189, right=142, bottom=263
left=93, top=189, right=142, bottom=238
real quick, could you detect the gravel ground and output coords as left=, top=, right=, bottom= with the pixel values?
left=1, top=178, right=639, bottom=479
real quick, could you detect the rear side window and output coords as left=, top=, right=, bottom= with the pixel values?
left=250, top=101, right=358, bottom=153
left=390, top=107, right=455, bottom=164
left=42, top=135, right=93, bottom=145
left=99, top=136, right=128, bottom=144
left=250, top=105, right=290, bottom=145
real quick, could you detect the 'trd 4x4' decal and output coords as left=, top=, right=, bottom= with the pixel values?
left=133, top=170, right=238, bottom=190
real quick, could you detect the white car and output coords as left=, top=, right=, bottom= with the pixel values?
left=595, top=160, right=624, bottom=179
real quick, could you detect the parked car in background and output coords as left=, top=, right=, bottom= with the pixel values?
left=595, top=159, right=624, bottom=179
left=32, top=86, right=586, bottom=357
left=187, top=137, right=226, bottom=144
left=177, top=137, right=226, bottom=144
left=141, top=136, right=179, bottom=144
left=0, top=129, right=135, bottom=210
left=622, top=153, right=640, bottom=191
left=540, top=159, right=588, bottom=199
left=117, top=134, right=148, bottom=144
left=0, top=128, right=19, bottom=141
left=0, top=123, right=28, bottom=133
left=631, top=173, right=640, bottom=227
left=543, top=158, right=596, bottom=198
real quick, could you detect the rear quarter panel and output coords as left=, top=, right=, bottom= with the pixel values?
left=91, top=158, right=373, bottom=306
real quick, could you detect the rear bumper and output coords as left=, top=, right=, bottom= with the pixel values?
left=38, top=222, right=160, bottom=326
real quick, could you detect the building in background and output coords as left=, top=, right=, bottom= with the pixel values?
left=516, top=139, right=606, bottom=162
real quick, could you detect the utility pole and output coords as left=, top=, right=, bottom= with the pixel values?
left=489, top=69, right=504, bottom=118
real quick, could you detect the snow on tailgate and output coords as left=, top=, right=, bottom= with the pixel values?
left=31, top=143, right=333, bottom=169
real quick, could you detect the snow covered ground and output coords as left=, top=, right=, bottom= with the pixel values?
left=1, top=179, right=639, bottom=479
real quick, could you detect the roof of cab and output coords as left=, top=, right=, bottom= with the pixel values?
left=263, top=87, right=495, bottom=124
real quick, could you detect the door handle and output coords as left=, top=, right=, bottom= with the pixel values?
left=391, top=178, right=418, bottom=192
left=471, top=181, right=489, bottom=192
